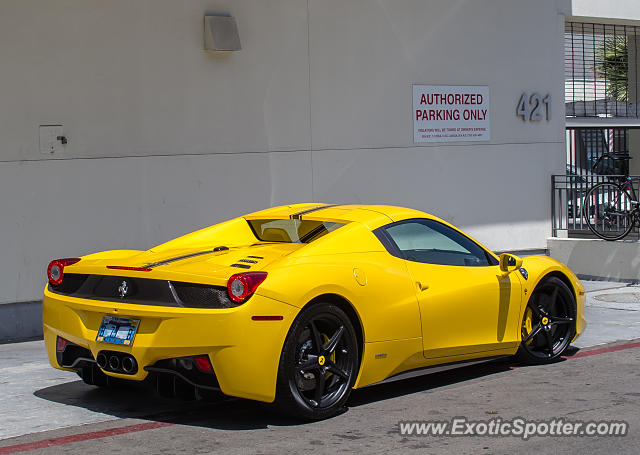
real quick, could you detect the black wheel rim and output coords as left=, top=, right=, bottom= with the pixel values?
left=290, top=313, right=355, bottom=410
left=521, top=285, right=574, bottom=359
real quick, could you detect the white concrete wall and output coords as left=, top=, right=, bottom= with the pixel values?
left=549, top=238, right=640, bottom=282
left=0, top=0, right=568, bottom=304
left=569, top=0, right=640, bottom=23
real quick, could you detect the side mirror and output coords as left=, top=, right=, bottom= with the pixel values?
left=499, top=253, right=523, bottom=273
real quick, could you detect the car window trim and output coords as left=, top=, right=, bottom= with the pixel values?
left=373, top=218, right=498, bottom=267
left=245, top=218, right=346, bottom=244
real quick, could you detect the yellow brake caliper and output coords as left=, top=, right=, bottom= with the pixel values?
left=322, top=333, right=336, bottom=379
left=522, top=307, right=534, bottom=345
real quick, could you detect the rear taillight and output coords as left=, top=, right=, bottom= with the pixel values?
left=56, top=336, right=68, bottom=352
left=227, top=272, right=267, bottom=303
left=193, top=355, right=213, bottom=372
left=47, top=258, right=81, bottom=286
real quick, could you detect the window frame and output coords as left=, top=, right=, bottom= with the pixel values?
left=373, top=218, right=499, bottom=267
left=245, top=218, right=346, bottom=244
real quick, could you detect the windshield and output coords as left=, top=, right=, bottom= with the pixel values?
left=247, top=219, right=345, bottom=243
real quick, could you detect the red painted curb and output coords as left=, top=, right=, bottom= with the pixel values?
left=509, top=339, right=640, bottom=369
left=0, top=421, right=173, bottom=455
left=565, top=340, right=640, bottom=359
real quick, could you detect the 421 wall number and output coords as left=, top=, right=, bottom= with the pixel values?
left=516, top=93, right=551, bottom=121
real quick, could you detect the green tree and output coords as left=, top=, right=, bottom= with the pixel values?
left=596, top=36, right=628, bottom=101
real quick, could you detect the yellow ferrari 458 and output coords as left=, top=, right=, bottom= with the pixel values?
left=43, top=204, right=585, bottom=419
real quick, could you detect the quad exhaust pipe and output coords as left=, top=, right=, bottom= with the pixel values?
left=96, top=351, right=137, bottom=375
left=121, top=355, right=137, bottom=374
left=96, top=353, right=108, bottom=369
left=109, top=355, right=120, bottom=370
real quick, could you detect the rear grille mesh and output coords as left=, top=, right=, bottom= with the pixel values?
left=50, top=274, right=89, bottom=294
left=171, top=282, right=236, bottom=309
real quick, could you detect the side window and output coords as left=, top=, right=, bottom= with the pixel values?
left=377, top=219, right=493, bottom=267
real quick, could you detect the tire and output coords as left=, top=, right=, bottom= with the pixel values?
left=275, top=303, right=359, bottom=420
left=583, top=182, right=635, bottom=241
left=516, top=277, right=576, bottom=365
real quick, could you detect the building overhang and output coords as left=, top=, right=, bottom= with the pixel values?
left=566, top=118, right=640, bottom=128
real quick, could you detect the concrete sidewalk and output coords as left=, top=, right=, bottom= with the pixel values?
left=575, top=281, right=640, bottom=347
left=0, top=280, right=638, bottom=441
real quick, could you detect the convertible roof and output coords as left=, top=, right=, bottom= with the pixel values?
left=244, top=203, right=433, bottom=229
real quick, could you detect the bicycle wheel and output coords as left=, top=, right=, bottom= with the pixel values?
left=583, top=182, right=635, bottom=240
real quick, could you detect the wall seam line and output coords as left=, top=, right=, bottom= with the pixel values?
left=0, top=141, right=566, bottom=164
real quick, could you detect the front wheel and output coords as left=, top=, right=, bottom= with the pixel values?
left=516, top=277, right=576, bottom=364
left=583, top=182, right=635, bottom=241
left=275, top=303, right=358, bottom=420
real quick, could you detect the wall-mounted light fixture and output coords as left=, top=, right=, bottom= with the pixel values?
left=204, top=15, right=241, bottom=51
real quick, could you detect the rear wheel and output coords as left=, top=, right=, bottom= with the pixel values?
left=275, top=303, right=358, bottom=420
left=516, top=277, right=576, bottom=364
left=583, top=182, right=635, bottom=241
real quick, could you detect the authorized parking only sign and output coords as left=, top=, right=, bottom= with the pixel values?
left=413, top=85, right=490, bottom=143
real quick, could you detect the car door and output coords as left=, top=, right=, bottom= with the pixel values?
left=376, top=219, right=522, bottom=359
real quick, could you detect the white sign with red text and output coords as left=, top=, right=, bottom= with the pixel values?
left=413, top=85, right=490, bottom=143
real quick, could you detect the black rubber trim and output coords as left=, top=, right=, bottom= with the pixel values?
left=144, top=366, right=221, bottom=391
left=373, top=228, right=403, bottom=258
left=144, top=249, right=226, bottom=268
left=289, top=204, right=341, bottom=220
left=485, top=251, right=499, bottom=266
left=363, top=355, right=510, bottom=387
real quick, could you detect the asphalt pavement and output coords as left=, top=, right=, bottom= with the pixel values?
left=1, top=280, right=639, bottom=454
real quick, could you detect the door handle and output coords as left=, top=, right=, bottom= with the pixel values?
left=417, top=281, right=429, bottom=291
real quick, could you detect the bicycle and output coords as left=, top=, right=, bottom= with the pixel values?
left=582, top=153, right=640, bottom=241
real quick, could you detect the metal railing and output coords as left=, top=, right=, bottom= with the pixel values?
left=551, top=174, right=640, bottom=238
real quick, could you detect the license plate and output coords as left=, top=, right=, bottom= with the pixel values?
left=96, top=316, right=140, bottom=346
